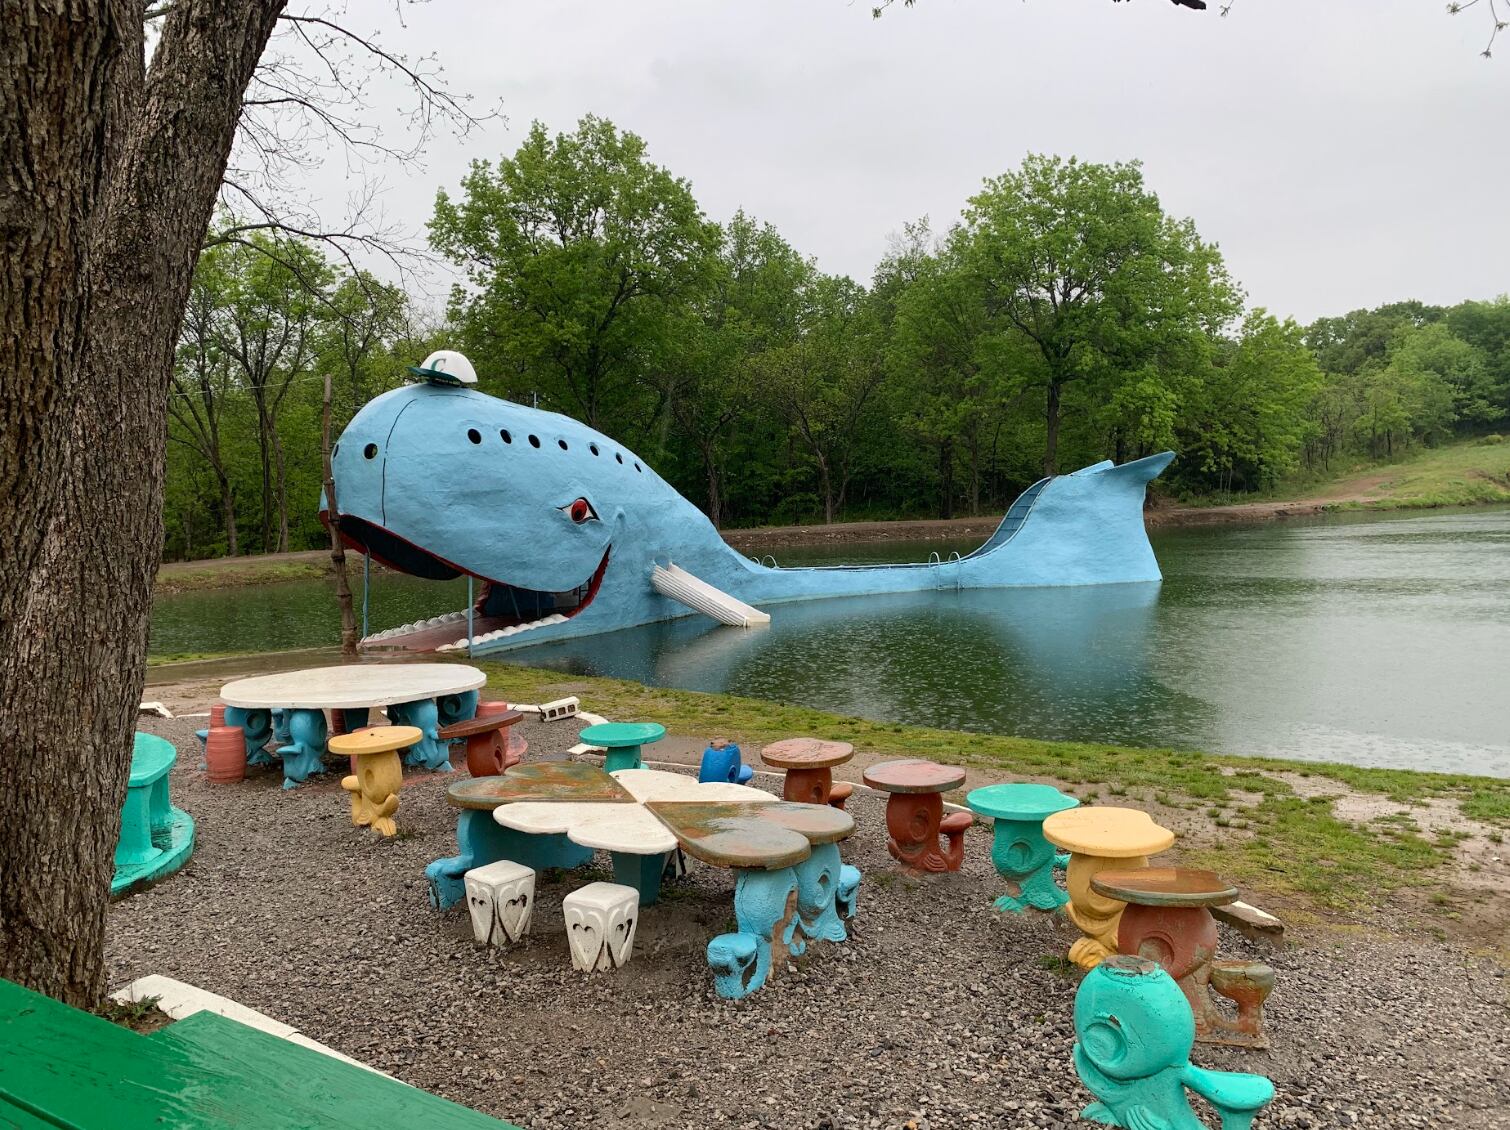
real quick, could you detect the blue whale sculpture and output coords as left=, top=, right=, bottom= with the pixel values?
left=324, top=379, right=1173, bottom=655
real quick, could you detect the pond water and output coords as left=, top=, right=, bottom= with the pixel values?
left=150, top=509, right=1510, bottom=777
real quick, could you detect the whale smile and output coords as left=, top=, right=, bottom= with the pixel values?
left=333, top=515, right=611, bottom=651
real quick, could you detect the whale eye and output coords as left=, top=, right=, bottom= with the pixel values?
left=558, top=438, right=568, bottom=451
left=529, top=435, right=540, bottom=448
left=563, top=498, right=598, bottom=524
left=589, top=443, right=599, bottom=456
left=364, top=443, right=378, bottom=460
left=467, top=428, right=481, bottom=445
left=500, top=429, right=512, bottom=444
left=615, top=452, right=623, bottom=464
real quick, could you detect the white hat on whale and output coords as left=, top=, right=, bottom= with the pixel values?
left=408, top=349, right=478, bottom=386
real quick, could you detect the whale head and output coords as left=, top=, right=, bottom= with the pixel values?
left=324, top=381, right=703, bottom=648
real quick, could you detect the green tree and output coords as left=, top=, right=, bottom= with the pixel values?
left=758, top=275, right=889, bottom=523
left=429, top=116, right=721, bottom=429
left=1178, top=311, right=1322, bottom=491
left=669, top=211, right=813, bottom=526
left=963, top=154, right=1239, bottom=475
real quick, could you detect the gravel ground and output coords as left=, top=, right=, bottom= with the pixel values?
left=110, top=716, right=1510, bottom=1130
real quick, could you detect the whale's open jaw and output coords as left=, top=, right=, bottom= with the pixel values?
left=330, top=515, right=610, bottom=653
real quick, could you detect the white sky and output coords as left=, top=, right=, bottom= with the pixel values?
left=297, top=0, right=1507, bottom=324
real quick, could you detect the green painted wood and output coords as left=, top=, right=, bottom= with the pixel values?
left=0, top=979, right=517, bottom=1129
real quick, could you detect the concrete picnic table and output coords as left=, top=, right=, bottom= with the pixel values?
left=862, top=758, right=971, bottom=872
left=219, top=663, right=485, bottom=788
left=424, top=762, right=862, bottom=999
left=759, top=737, right=854, bottom=806
left=1043, top=805, right=1176, bottom=970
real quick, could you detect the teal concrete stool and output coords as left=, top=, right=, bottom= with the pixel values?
left=579, top=722, right=666, bottom=773
left=966, top=782, right=1078, bottom=913
left=113, top=733, right=195, bottom=896
left=1073, top=955, right=1275, bottom=1130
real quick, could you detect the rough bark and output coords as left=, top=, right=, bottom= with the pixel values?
left=1044, top=378, right=1063, bottom=477
left=0, top=0, right=286, bottom=1007
left=322, top=373, right=359, bottom=657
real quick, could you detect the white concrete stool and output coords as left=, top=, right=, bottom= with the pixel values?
left=563, top=881, right=639, bottom=972
left=464, top=859, right=535, bottom=947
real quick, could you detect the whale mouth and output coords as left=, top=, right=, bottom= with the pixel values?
left=331, top=515, right=609, bottom=652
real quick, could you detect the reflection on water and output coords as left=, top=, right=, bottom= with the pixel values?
left=150, top=509, right=1510, bottom=777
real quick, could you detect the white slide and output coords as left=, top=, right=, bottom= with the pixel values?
left=650, top=562, right=771, bottom=627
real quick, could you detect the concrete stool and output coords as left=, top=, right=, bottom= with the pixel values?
left=464, top=859, right=536, bottom=947
left=563, top=882, right=639, bottom=972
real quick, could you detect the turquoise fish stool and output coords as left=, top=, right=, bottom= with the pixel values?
left=966, top=782, right=1078, bottom=913
left=113, top=733, right=195, bottom=895
left=1073, top=955, right=1275, bottom=1130
left=698, top=739, right=754, bottom=785
left=580, top=722, right=666, bottom=773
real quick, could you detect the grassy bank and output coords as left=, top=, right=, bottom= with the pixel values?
left=154, top=554, right=331, bottom=595
left=1186, top=437, right=1510, bottom=510
left=477, top=661, right=1509, bottom=919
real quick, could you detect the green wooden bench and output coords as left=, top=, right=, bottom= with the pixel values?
left=0, top=978, right=518, bottom=1128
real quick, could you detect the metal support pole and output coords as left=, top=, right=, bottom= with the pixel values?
left=467, top=575, right=475, bottom=658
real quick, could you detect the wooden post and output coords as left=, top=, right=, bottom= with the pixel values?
left=322, top=373, right=359, bottom=658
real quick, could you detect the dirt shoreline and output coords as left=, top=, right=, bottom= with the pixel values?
left=157, top=492, right=1436, bottom=589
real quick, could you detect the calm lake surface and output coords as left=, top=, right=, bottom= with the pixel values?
left=150, top=508, right=1510, bottom=777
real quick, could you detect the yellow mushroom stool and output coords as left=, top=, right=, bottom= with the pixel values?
left=330, top=725, right=420, bottom=837
left=1042, top=806, right=1175, bottom=970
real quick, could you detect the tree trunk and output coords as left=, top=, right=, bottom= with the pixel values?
left=222, top=478, right=239, bottom=556
left=702, top=441, right=722, bottom=528
left=938, top=438, right=954, bottom=520
left=0, top=0, right=287, bottom=1007
left=272, top=426, right=289, bottom=552
left=322, top=373, right=359, bottom=657
left=1043, top=379, right=1063, bottom=477
left=256, top=406, right=274, bottom=550
left=818, top=456, right=835, bottom=524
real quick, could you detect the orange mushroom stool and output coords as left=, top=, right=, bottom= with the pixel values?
left=440, top=709, right=525, bottom=777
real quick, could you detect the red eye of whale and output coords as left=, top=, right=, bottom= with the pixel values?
left=565, top=498, right=597, bottom=524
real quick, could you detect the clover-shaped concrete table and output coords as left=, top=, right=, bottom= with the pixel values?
left=220, top=663, right=485, bottom=787
left=966, top=783, right=1080, bottom=913
left=424, top=763, right=861, bottom=998
left=1043, top=806, right=1176, bottom=970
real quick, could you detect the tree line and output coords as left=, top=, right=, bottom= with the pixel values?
left=163, top=116, right=1510, bottom=559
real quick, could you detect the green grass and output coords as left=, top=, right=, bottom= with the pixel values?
left=480, top=661, right=1509, bottom=913
left=1185, top=438, right=1510, bottom=510
left=154, top=559, right=330, bottom=595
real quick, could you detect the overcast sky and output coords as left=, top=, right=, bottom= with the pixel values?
left=296, top=0, right=1506, bottom=324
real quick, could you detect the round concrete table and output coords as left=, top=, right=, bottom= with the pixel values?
left=862, top=759, right=970, bottom=873
left=329, top=725, right=420, bottom=837
left=220, top=663, right=486, bottom=786
left=760, top=738, right=854, bottom=806
left=1091, top=867, right=1271, bottom=1048
left=966, top=783, right=1080, bottom=912
left=440, top=709, right=525, bottom=777
left=1043, top=806, right=1176, bottom=970
left=579, top=721, right=666, bottom=773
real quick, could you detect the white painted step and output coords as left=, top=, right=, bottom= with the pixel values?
left=111, top=974, right=393, bottom=1078
left=650, top=562, right=770, bottom=628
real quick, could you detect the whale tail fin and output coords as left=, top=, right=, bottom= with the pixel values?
left=960, top=451, right=1173, bottom=587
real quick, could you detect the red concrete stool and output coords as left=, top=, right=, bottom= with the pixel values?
left=205, top=725, right=246, bottom=783
left=440, top=709, right=525, bottom=777
left=1092, top=867, right=1274, bottom=1049
left=826, top=781, right=854, bottom=811
left=862, top=759, right=970, bottom=872
left=760, top=738, right=854, bottom=806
